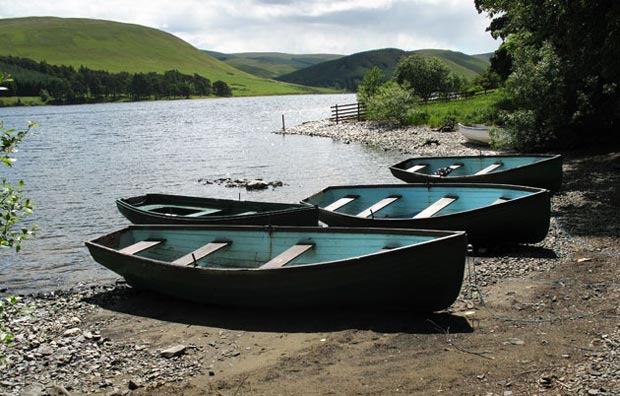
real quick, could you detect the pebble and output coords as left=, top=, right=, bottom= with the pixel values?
left=62, top=327, right=82, bottom=337
left=160, top=344, right=187, bottom=358
left=0, top=286, right=203, bottom=396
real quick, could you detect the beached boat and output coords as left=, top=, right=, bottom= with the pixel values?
left=458, top=123, right=491, bottom=145
left=116, top=194, right=318, bottom=226
left=85, top=225, right=467, bottom=311
left=302, top=183, right=550, bottom=245
left=389, top=154, right=562, bottom=192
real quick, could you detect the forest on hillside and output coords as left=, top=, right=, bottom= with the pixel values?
left=0, top=56, right=232, bottom=105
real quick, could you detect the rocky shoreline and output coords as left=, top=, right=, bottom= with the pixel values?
left=2, top=120, right=619, bottom=395
left=277, top=119, right=502, bottom=156
left=1, top=284, right=204, bottom=396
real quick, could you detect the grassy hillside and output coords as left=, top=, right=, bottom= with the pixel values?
left=412, top=49, right=489, bottom=78
left=472, top=52, right=495, bottom=62
left=276, top=48, right=407, bottom=91
left=276, top=48, right=490, bottom=91
left=0, top=17, right=335, bottom=96
left=204, top=51, right=343, bottom=79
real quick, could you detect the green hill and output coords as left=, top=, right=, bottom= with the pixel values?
left=472, top=52, right=495, bottom=62
left=412, top=49, right=489, bottom=77
left=204, top=51, right=344, bottom=79
left=276, top=48, right=407, bottom=91
left=0, top=17, right=334, bottom=96
left=276, top=48, right=491, bottom=91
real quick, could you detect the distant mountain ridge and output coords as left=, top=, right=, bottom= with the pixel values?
left=0, top=17, right=334, bottom=96
left=204, top=51, right=344, bottom=79
left=274, top=48, right=491, bottom=91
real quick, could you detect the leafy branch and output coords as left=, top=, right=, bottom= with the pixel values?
left=1, top=72, right=37, bottom=365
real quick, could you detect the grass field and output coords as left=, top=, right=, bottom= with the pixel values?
left=0, top=96, right=45, bottom=107
left=0, top=17, right=338, bottom=96
left=416, top=91, right=504, bottom=127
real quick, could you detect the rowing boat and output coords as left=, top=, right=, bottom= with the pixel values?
left=302, top=183, right=550, bottom=245
left=389, top=154, right=562, bottom=192
left=116, top=194, right=318, bottom=226
left=458, top=123, right=491, bottom=145
left=85, top=225, right=467, bottom=311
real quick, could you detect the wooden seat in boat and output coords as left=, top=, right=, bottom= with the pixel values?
left=186, top=208, right=223, bottom=217
left=406, top=164, right=427, bottom=173
left=324, top=195, right=359, bottom=211
left=413, top=196, right=458, bottom=218
left=475, top=162, right=503, bottom=175
left=173, top=241, right=231, bottom=266
left=260, top=244, right=315, bottom=269
left=356, top=195, right=402, bottom=218
left=119, top=240, right=163, bottom=255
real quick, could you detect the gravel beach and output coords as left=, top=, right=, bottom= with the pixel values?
left=2, top=120, right=619, bottom=396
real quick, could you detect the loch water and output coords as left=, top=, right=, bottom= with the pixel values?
left=0, top=94, right=405, bottom=295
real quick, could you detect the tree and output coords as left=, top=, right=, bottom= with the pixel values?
left=365, top=82, right=417, bottom=127
left=476, top=0, right=620, bottom=148
left=1, top=73, right=36, bottom=365
left=393, top=55, right=450, bottom=102
left=356, top=66, right=384, bottom=106
left=1, top=74, right=36, bottom=251
left=472, top=71, right=500, bottom=94
left=213, top=80, right=232, bottom=97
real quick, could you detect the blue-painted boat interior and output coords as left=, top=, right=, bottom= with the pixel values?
left=116, top=229, right=438, bottom=269
left=398, top=156, right=547, bottom=176
left=304, top=185, right=533, bottom=218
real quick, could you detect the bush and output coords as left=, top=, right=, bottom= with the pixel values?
left=365, top=82, right=418, bottom=127
left=356, top=66, right=384, bottom=106
left=500, top=41, right=567, bottom=150
left=406, top=108, right=430, bottom=125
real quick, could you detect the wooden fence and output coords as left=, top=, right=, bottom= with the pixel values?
left=330, top=102, right=367, bottom=123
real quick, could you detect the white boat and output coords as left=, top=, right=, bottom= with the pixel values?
left=458, top=123, right=491, bottom=145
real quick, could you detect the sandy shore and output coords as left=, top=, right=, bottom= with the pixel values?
left=2, top=120, right=619, bottom=396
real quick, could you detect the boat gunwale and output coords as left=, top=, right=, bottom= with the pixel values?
left=457, top=123, right=492, bottom=131
left=85, top=225, right=466, bottom=272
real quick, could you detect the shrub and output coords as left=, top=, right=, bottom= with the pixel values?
left=406, top=108, right=430, bottom=125
left=365, top=82, right=418, bottom=127
left=357, top=66, right=384, bottom=106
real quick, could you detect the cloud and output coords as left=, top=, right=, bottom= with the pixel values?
left=0, top=0, right=498, bottom=54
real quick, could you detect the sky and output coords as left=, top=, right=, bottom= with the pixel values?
left=0, top=0, right=499, bottom=55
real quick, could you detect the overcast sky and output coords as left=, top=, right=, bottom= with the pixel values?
left=0, top=0, right=498, bottom=55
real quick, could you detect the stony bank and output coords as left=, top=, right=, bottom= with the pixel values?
left=1, top=120, right=619, bottom=396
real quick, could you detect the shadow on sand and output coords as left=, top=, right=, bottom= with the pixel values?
left=554, top=151, right=620, bottom=238
left=473, top=244, right=558, bottom=259
left=84, top=284, right=473, bottom=335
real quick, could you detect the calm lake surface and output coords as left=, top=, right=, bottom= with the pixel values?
left=0, top=94, right=405, bottom=295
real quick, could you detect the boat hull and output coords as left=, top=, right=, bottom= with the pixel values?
left=458, top=123, right=490, bottom=144
left=116, top=194, right=319, bottom=226
left=389, top=154, right=562, bottom=192
left=86, top=225, right=467, bottom=311
left=303, top=183, right=551, bottom=245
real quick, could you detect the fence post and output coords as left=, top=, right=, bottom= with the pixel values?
left=357, top=102, right=360, bottom=121
left=335, top=104, right=339, bottom=124
left=281, top=114, right=285, bottom=131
